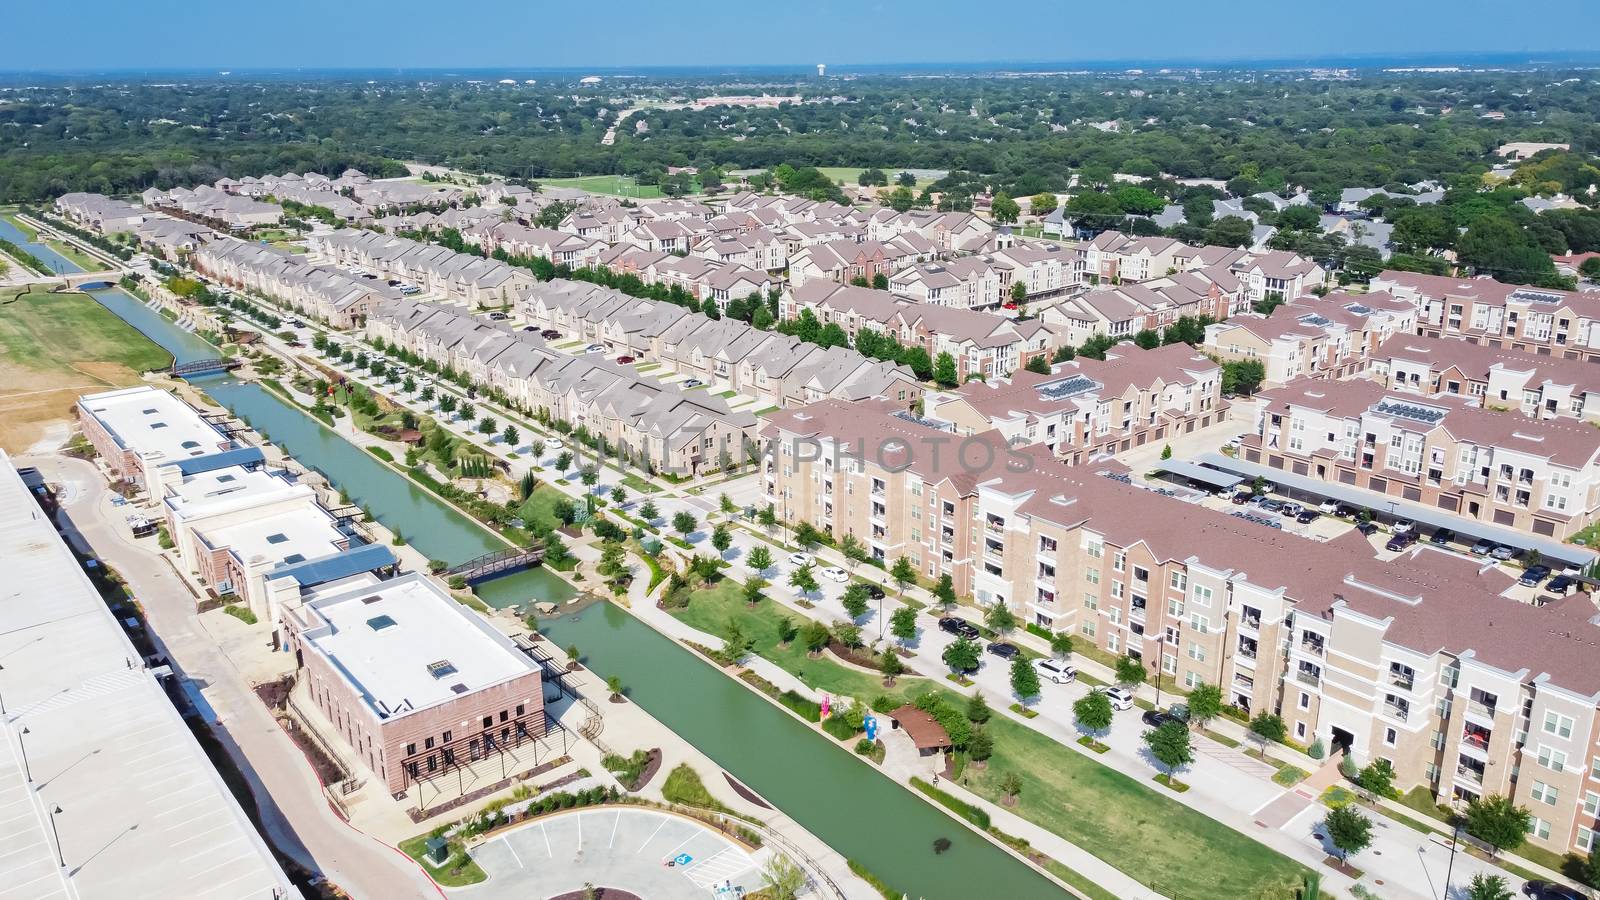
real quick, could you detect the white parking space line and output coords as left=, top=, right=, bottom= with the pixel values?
left=662, top=831, right=699, bottom=860
left=501, top=836, right=523, bottom=869
left=609, top=810, right=620, bottom=848
left=637, top=814, right=668, bottom=853
left=539, top=821, right=553, bottom=858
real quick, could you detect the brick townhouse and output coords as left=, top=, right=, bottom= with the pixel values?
left=1371, top=270, right=1600, bottom=361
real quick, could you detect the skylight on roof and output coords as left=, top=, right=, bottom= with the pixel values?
left=427, top=660, right=458, bottom=679
left=266, top=533, right=288, bottom=544
left=367, top=615, right=396, bottom=631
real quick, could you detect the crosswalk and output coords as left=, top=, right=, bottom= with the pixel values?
left=680, top=845, right=756, bottom=889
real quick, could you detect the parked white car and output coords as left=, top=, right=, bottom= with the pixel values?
left=1099, top=686, right=1135, bottom=711
left=820, top=566, right=848, bottom=583
left=787, top=552, right=812, bottom=567
left=544, top=437, right=565, bottom=451
left=1033, top=658, right=1076, bottom=684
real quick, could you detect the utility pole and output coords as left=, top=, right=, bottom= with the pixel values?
left=1441, top=820, right=1463, bottom=900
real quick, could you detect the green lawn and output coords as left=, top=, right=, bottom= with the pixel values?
left=0, top=287, right=171, bottom=374
left=541, top=175, right=678, bottom=199
left=398, top=834, right=486, bottom=887
left=517, top=484, right=569, bottom=531
left=671, top=578, right=1311, bottom=900
left=814, top=166, right=939, bottom=192
left=44, top=238, right=101, bottom=271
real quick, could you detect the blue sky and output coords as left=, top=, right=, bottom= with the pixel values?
left=10, top=0, right=1599, bottom=72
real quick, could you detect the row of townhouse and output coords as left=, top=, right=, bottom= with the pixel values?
left=1244, top=377, right=1600, bottom=538
left=866, top=208, right=993, bottom=253
left=1081, top=231, right=1328, bottom=304
left=1201, top=291, right=1420, bottom=387
left=310, top=229, right=536, bottom=309
left=787, top=236, right=934, bottom=288
left=722, top=191, right=863, bottom=227
left=971, top=234, right=1085, bottom=301
left=1368, top=332, right=1600, bottom=423
left=193, top=238, right=401, bottom=329
left=1038, top=271, right=1245, bottom=345
left=461, top=221, right=608, bottom=268
left=1371, top=270, right=1600, bottom=361
left=143, top=184, right=284, bottom=230
left=366, top=299, right=758, bottom=475
left=925, top=342, right=1227, bottom=462
left=786, top=282, right=1062, bottom=380
left=515, top=280, right=925, bottom=410
left=691, top=228, right=790, bottom=272
left=53, top=191, right=149, bottom=232
left=53, top=191, right=223, bottom=261
left=595, top=245, right=779, bottom=311
left=762, top=396, right=1600, bottom=857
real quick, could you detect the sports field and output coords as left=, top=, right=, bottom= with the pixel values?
left=541, top=174, right=678, bottom=198
left=0, top=287, right=171, bottom=451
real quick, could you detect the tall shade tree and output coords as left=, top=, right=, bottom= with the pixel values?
left=1073, top=690, right=1113, bottom=737
left=1010, top=654, right=1041, bottom=704
left=746, top=545, right=773, bottom=573
left=1143, top=720, right=1194, bottom=784
left=1464, top=795, right=1531, bottom=858
left=889, top=606, right=917, bottom=649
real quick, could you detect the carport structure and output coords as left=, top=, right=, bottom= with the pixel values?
left=1192, top=452, right=1598, bottom=569
left=1153, top=459, right=1245, bottom=492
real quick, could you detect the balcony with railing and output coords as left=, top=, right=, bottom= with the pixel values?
left=1460, top=723, right=1492, bottom=754
left=1237, top=636, right=1259, bottom=661
left=1296, top=663, right=1322, bottom=688
left=1299, top=633, right=1326, bottom=657
left=1388, top=666, right=1415, bottom=691
left=1384, top=698, right=1411, bottom=722
left=1456, top=759, right=1486, bottom=786
left=1239, top=608, right=1262, bottom=633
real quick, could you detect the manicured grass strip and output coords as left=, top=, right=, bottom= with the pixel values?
left=660, top=763, right=732, bottom=814
left=398, top=834, right=487, bottom=886
left=847, top=859, right=903, bottom=900
left=910, top=777, right=991, bottom=830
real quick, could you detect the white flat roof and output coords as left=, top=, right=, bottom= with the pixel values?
left=0, top=452, right=296, bottom=899
left=164, top=464, right=291, bottom=511
left=202, top=505, right=346, bottom=569
left=299, top=573, right=538, bottom=720
left=78, top=386, right=231, bottom=466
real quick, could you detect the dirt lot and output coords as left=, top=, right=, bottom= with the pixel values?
left=0, top=287, right=171, bottom=452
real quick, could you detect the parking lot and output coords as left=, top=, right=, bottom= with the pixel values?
left=460, top=807, right=765, bottom=899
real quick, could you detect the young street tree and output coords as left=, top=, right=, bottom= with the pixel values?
left=672, top=510, right=697, bottom=537
left=742, top=577, right=767, bottom=606
left=839, top=533, right=868, bottom=570
left=800, top=620, right=831, bottom=655
left=1143, top=720, right=1194, bottom=785
left=1115, top=654, right=1147, bottom=690
left=890, top=556, right=917, bottom=596
left=1464, top=794, right=1532, bottom=859
left=638, top=499, right=659, bottom=522
left=1050, top=633, right=1073, bottom=660
left=966, top=691, right=991, bottom=724
left=1010, top=654, right=1041, bottom=704
left=1248, top=713, right=1286, bottom=759
left=889, top=606, right=917, bottom=649
left=1186, top=682, right=1223, bottom=730
left=789, top=563, right=820, bottom=601
left=879, top=645, right=905, bottom=686
left=1464, top=874, right=1513, bottom=900
left=759, top=854, right=806, bottom=900
left=984, top=601, right=1017, bottom=637
left=933, top=574, right=957, bottom=611
left=746, top=544, right=773, bottom=572
left=1324, top=804, right=1374, bottom=864
left=942, top=636, right=980, bottom=676
left=841, top=582, right=871, bottom=621
left=1073, top=690, right=1114, bottom=737
left=710, top=523, right=733, bottom=556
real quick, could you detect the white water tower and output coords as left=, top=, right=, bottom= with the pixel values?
left=816, top=63, right=826, bottom=77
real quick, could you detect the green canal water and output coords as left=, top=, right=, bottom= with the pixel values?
left=42, top=229, right=1069, bottom=899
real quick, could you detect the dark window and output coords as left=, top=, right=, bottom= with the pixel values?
left=515, top=704, right=525, bottom=716
left=406, top=742, right=415, bottom=755
left=442, top=730, right=452, bottom=742
left=482, top=716, right=492, bottom=728
left=424, top=736, right=433, bottom=749
left=499, top=710, right=509, bottom=723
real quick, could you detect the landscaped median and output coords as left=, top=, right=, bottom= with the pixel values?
left=668, top=574, right=1313, bottom=900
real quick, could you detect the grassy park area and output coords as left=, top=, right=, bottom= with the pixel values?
left=669, top=577, right=1310, bottom=900
left=541, top=174, right=679, bottom=199
left=0, top=287, right=171, bottom=450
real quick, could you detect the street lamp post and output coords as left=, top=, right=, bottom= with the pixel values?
left=1440, top=820, right=1463, bottom=900
left=18, top=727, right=32, bottom=782
left=48, top=806, right=64, bottom=867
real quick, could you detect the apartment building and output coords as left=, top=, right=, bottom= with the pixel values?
left=1371, top=270, right=1600, bottom=361
left=1079, top=233, right=1201, bottom=283
left=54, top=191, right=148, bottom=232
left=787, top=281, right=1061, bottom=380
left=464, top=222, right=607, bottom=268
left=926, top=343, right=1226, bottom=462
left=145, top=184, right=284, bottom=230
left=280, top=572, right=545, bottom=794
left=1369, top=333, right=1600, bottom=422
left=1245, top=378, right=1600, bottom=538
left=867, top=209, right=992, bottom=252
left=691, top=229, right=789, bottom=272
left=762, top=397, right=1600, bottom=855
left=889, top=258, right=1005, bottom=310
left=1201, top=291, right=1419, bottom=387
left=77, top=386, right=237, bottom=496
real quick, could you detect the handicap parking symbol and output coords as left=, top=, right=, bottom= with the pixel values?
left=673, top=852, right=693, bottom=866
